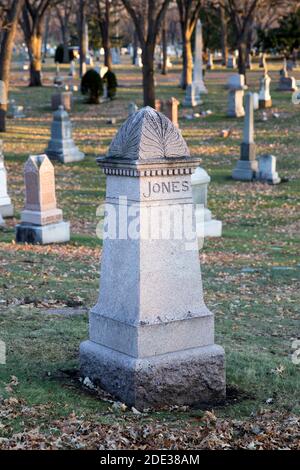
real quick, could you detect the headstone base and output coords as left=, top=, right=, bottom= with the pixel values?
left=259, top=99, right=272, bottom=109
left=16, top=221, right=70, bottom=245
left=0, top=202, right=14, bottom=218
left=80, top=340, right=226, bottom=410
left=46, top=147, right=85, bottom=164
left=232, top=160, right=258, bottom=181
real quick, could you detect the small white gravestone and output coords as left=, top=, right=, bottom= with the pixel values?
left=54, top=62, right=64, bottom=86
left=253, top=92, right=259, bottom=110
left=51, top=91, right=72, bottom=112
left=191, top=167, right=222, bottom=248
left=259, top=52, right=267, bottom=68
left=183, top=83, right=202, bottom=107
left=259, top=73, right=272, bottom=108
left=69, top=60, right=76, bottom=77
left=0, top=140, right=14, bottom=218
left=232, top=92, right=258, bottom=181
left=193, top=20, right=207, bottom=94
left=45, top=106, right=85, bottom=163
left=16, top=154, right=70, bottom=244
left=226, top=74, right=247, bottom=118
left=257, top=154, right=281, bottom=184
left=80, top=107, right=226, bottom=409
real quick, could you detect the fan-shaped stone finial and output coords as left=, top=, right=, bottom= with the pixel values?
left=107, top=106, right=190, bottom=161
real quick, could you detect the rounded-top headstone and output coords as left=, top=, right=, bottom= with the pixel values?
left=106, top=106, right=190, bottom=161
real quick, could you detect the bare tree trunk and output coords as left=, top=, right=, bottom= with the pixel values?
left=220, top=5, right=228, bottom=66
left=142, top=44, right=155, bottom=107
left=181, top=32, right=192, bottom=89
left=161, top=20, right=167, bottom=75
left=28, top=33, right=43, bottom=86
left=62, top=20, right=69, bottom=63
left=238, top=42, right=247, bottom=77
left=103, top=0, right=112, bottom=69
left=78, top=0, right=87, bottom=76
left=0, top=0, right=24, bottom=130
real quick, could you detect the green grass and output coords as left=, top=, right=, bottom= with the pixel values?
left=0, top=58, right=300, bottom=440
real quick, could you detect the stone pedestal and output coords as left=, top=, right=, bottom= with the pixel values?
left=16, top=154, right=70, bottom=244
left=46, top=106, right=84, bottom=163
left=0, top=140, right=14, bottom=218
left=51, top=92, right=72, bottom=112
left=191, top=167, right=222, bottom=247
left=232, top=92, right=258, bottom=181
left=183, top=84, right=202, bottom=107
left=80, top=107, right=226, bottom=409
left=257, top=154, right=281, bottom=184
left=259, top=73, right=272, bottom=109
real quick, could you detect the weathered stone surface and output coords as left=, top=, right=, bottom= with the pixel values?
left=227, top=55, right=237, bottom=68
left=206, top=53, right=214, bottom=70
left=80, top=342, right=226, bottom=409
left=80, top=107, right=225, bottom=408
left=46, top=106, right=84, bottom=163
left=0, top=140, right=14, bottom=218
left=16, top=154, right=70, bottom=244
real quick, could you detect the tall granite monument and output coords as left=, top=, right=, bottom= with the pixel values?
left=232, top=92, right=258, bottom=180
left=192, top=20, right=207, bottom=94
left=0, top=140, right=14, bottom=218
left=16, top=154, right=70, bottom=244
left=80, top=107, right=226, bottom=409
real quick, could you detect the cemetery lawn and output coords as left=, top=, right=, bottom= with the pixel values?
left=0, top=59, right=299, bottom=449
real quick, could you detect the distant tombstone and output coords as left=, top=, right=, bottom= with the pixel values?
left=232, top=92, right=258, bottom=181
left=226, top=74, right=247, bottom=118
left=183, top=83, right=202, bottom=107
left=16, top=154, right=70, bottom=244
left=80, top=106, right=226, bottom=409
left=128, top=102, right=138, bottom=116
left=287, top=59, right=294, bottom=71
left=51, top=91, right=72, bottom=112
left=164, top=97, right=180, bottom=128
left=99, top=65, right=108, bottom=78
left=7, top=99, right=25, bottom=119
left=54, top=62, right=64, bottom=86
left=111, top=48, right=121, bottom=65
left=191, top=167, right=222, bottom=248
left=193, top=20, right=207, bottom=94
left=134, top=56, right=142, bottom=67
left=259, top=73, right=272, bottom=108
left=257, top=154, right=281, bottom=184
left=227, top=55, right=237, bottom=69
left=206, top=52, right=214, bottom=70
left=253, top=92, right=259, bottom=110
left=0, top=140, right=14, bottom=218
left=45, top=106, right=85, bottom=163
left=277, top=71, right=297, bottom=91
